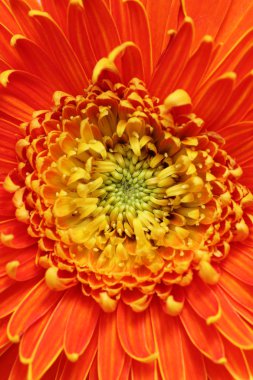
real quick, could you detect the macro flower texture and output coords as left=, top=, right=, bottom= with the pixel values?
left=1, top=0, right=253, bottom=379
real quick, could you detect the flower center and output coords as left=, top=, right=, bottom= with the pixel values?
left=3, top=78, right=253, bottom=312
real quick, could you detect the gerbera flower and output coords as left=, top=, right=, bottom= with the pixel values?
left=0, top=0, right=253, bottom=378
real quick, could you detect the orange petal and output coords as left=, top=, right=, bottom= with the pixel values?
left=204, top=358, right=234, bottom=380
left=0, top=1, right=20, bottom=33
left=221, top=249, right=253, bottom=285
left=8, top=355, right=28, bottom=380
left=60, top=330, right=98, bottom=380
left=12, top=36, right=74, bottom=94
left=185, top=276, right=221, bottom=324
left=182, top=0, right=231, bottom=47
left=124, top=0, right=152, bottom=81
left=83, top=0, right=120, bottom=59
left=19, top=309, right=52, bottom=364
left=0, top=344, right=19, bottom=379
left=180, top=301, right=225, bottom=363
left=175, top=35, right=214, bottom=94
left=0, top=315, right=10, bottom=349
left=28, top=288, right=77, bottom=379
left=150, top=300, right=185, bottom=380
left=211, top=71, right=253, bottom=128
left=0, top=277, right=39, bottom=318
left=64, top=290, right=100, bottom=360
left=0, top=71, right=53, bottom=121
left=132, top=361, right=158, bottom=380
left=0, top=24, right=24, bottom=69
left=222, top=336, right=251, bottom=380
left=149, top=17, right=193, bottom=99
left=218, top=270, right=253, bottom=312
left=0, top=219, right=35, bottom=248
left=67, top=0, right=96, bottom=79
left=98, top=311, right=125, bottom=380
left=180, top=326, right=207, bottom=380
left=194, top=72, right=236, bottom=125
left=88, top=354, right=99, bottom=380
left=222, top=291, right=253, bottom=325
left=40, top=0, right=69, bottom=33
left=222, top=122, right=253, bottom=166
left=8, top=279, right=63, bottom=342
left=28, top=10, right=88, bottom=94
left=145, top=0, right=181, bottom=67
left=117, top=301, right=157, bottom=363
left=213, top=286, right=253, bottom=349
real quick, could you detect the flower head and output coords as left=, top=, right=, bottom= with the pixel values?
left=0, top=0, right=253, bottom=379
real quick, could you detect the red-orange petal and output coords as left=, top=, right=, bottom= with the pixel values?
left=149, top=17, right=193, bottom=99
left=117, top=301, right=156, bottom=363
left=151, top=300, right=185, bottom=380
left=60, top=330, right=98, bottom=380
left=213, top=286, right=253, bottom=349
left=180, top=301, right=225, bottom=363
left=8, top=279, right=63, bottom=342
left=64, top=289, right=100, bottom=360
left=28, top=288, right=77, bottom=379
left=98, top=311, right=125, bottom=380
left=124, top=0, right=152, bottom=81
left=180, top=326, right=207, bottom=380
left=185, top=276, right=221, bottom=324
left=222, top=336, right=251, bottom=379
left=83, top=0, right=120, bottom=59
left=0, top=277, right=39, bottom=318
left=221, top=249, right=253, bottom=285
left=132, top=360, right=157, bottom=380
left=218, top=270, right=253, bottom=312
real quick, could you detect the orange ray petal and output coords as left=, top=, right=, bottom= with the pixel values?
left=218, top=270, right=253, bottom=312
left=8, top=355, right=28, bottom=380
left=180, top=301, right=225, bottom=363
left=211, top=71, right=253, bottom=129
left=221, top=249, right=253, bottom=285
left=145, top=0, right=181, bottom=67
left=180, top=326, right=207, bottom=380
left=6, top=255, right=43, bottom=282
left=222, top=336, right=251, bottom=380
left=0, top=245, right=35, bottom=273
left=204, top=358, right=234, bottom=380
left=0, top=344, right=19, bottom=379
left=0, top=315, right=10, bottom=349
left=194, top=72, right=236, bottom=125
left=8, top=279, right=63, bottom=342
left=28, top=288, right=77, bottom=380
left=0, top=273, right=15, bottom=293
left=83, top=0, right=120, bottom=59
left=117, top=301, right=156, bottom=363
left=64, top=289, right=100, bottom=360
left=98, top=311, right=125, bottom=380
left=0, top=0, right=20, bottom=33
left=150, top=300, right=185, bottom=380
left=0, top=71, right=53, bottom=121
left=0, top=219, right=35, bottom=248
left=119, top=355, right=131, bottom=380
left=0, top=24, right=24, bottom=69
left=12, top=36, right=74, bottom=94
left=67, top=0, right=97, bottom=79
left=149, top=17, right=194, bottom=99
left=60, top=330, right=98, bottom=380
left=185, top=276, right=221, bottom=324
left=124, top=0, right=152, bottom=81
left=213, top=286, right=253, bottom=349
left=40, top=0, right=69, bottom=33
left=19, top=310, right=52, bottom=364
left=27, top=10, right=88, bottom=95
left=222, top=291, right=253, bottom=325
left=88, top=354, right=99, bottom=380
left=175, top=35, right=214, bottom=95
left=131, top=360, right=158, bottom=380
left=0, top=277, right=39, bottom=318
left=182, top=0, right=231, bottom=48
